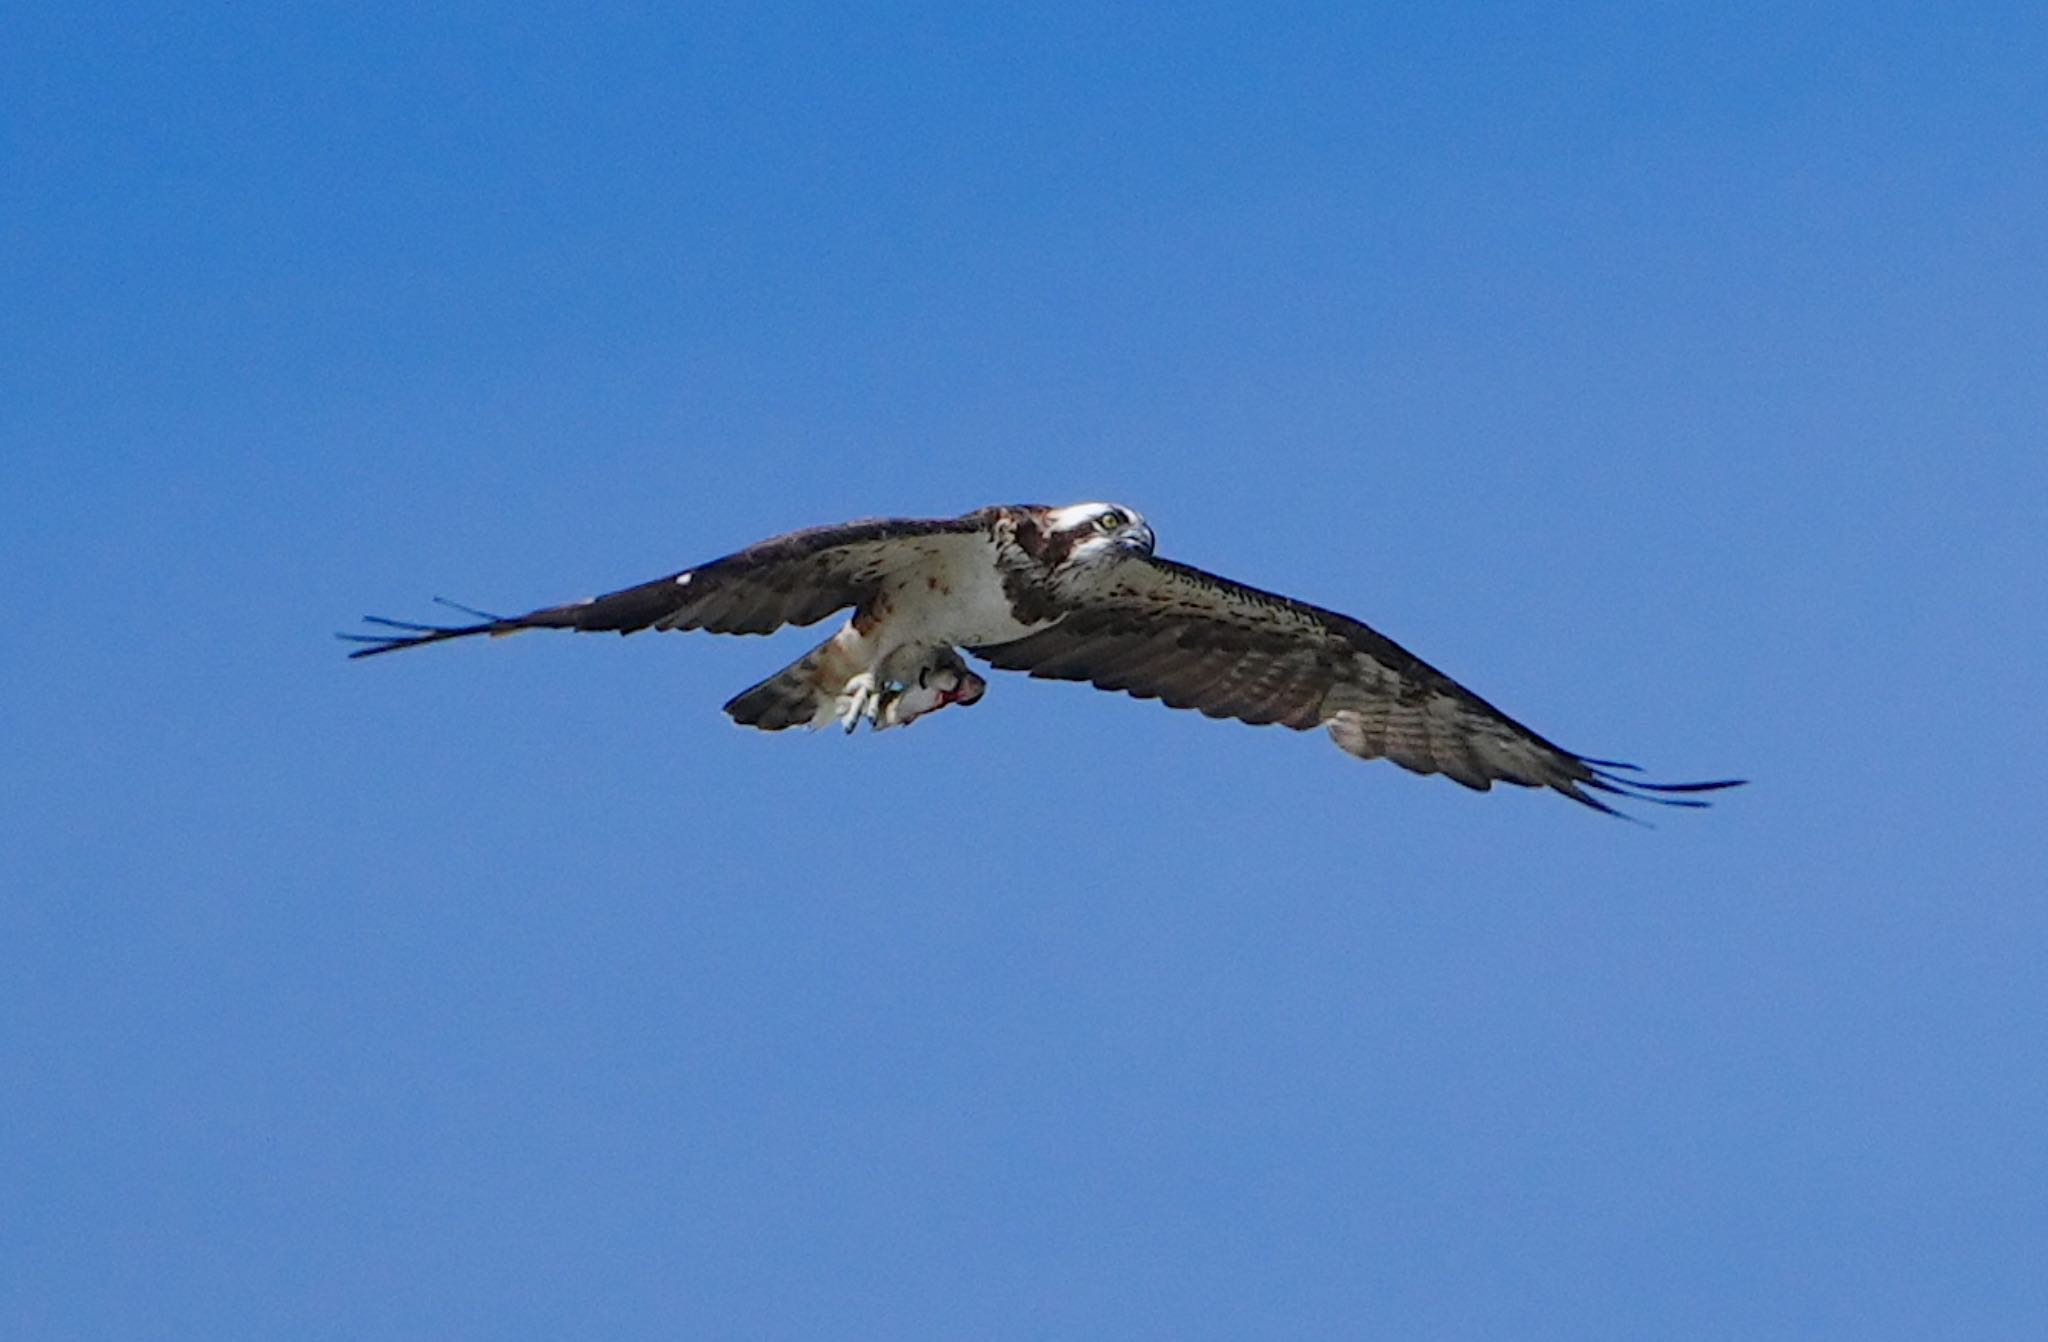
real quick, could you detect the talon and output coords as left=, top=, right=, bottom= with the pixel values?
left=838, top=674, right=881, bottom=733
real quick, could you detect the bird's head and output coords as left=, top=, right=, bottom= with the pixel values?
left=1042, top=501, right=1155, bottom=568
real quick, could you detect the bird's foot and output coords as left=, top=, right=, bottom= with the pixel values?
left=837, top=673, right=881, bottom=733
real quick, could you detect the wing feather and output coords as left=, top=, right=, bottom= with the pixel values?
left=342, top=512, right=999, bottom=658
left=973, top=554, right=1742, bottom=814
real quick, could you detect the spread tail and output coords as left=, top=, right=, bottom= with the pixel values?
left=723, top=637, right=846, bottom=731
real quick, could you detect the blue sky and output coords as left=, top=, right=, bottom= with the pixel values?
left=5, top=3, right=2045, bottom=1337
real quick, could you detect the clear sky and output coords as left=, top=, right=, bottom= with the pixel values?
left=5, top=4, right=2045, bottom=1338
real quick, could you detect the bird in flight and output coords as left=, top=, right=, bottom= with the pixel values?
left=345, top=502, right=1741, bottom=816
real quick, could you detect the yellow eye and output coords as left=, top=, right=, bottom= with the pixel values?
left=1096, top=511, right=1123, bottom=532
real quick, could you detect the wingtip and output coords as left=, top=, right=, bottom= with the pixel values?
left=337, top=629, right=414, bottom=659
left=1579, top=767, right=1747, bottom=818
left=431, top=595, right=509, bottom=622
left=337, top=609, right=503, bottom=659
left=1614, top=776, right=1748, bottom=794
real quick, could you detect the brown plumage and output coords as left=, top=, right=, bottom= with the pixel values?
left=970, top=551, right=1738, bottom=816
left=345, top=501, right=1743, bottom=817
left=343, top=514, right=1001, bottom=651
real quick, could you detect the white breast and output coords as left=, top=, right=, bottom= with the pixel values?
left=870, top=535, right=1046, bottom=653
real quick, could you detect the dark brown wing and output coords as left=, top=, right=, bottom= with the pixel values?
left=342, top=511, right=1002, bottom=658
left=971, top=556, right=1742, bottom=816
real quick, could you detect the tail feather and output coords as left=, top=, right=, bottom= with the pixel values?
left=724, top=638, right=844, bottom=731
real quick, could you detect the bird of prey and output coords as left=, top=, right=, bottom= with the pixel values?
left=345, top=501, right=1741, bottom=816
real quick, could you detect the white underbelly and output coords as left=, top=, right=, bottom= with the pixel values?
left=871, top=555, right=1046, bottom=652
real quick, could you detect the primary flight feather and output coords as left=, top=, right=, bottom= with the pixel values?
left=344, top=501, right=1742, bottom=817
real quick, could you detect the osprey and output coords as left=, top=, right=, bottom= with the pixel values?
left=345, top=502, right=1741, bottom=816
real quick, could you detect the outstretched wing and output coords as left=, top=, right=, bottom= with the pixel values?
left=970, top=556, right=1742, bottom=816
left=343, top=512, right=999, bottom=658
